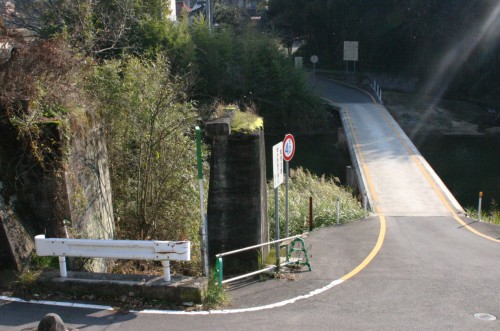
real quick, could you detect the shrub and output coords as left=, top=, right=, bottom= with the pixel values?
left=465, top=200, right=500, bottom=225
left=88, top=56, right=206, bottom=275
left=268, top=167, right=365, bottom=239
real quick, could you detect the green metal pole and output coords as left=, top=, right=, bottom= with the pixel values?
left=196, top=126, right=209, bottom=277
left=216, top=256, right=223, bottom=287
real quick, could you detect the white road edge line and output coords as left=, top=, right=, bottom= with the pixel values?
left=2, top=279, right=346, bottom=315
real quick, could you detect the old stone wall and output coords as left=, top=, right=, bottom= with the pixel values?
left=63, top=112, right=114, bottom=272
left=0, top=111, right=114, bottom=272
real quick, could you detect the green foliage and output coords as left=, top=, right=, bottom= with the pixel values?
left=88, top=56, right=205, bottom=275
left=188, top=21, right=327, bottom=131
left=465, top=200, right=500, bottom=225
left=268, top=167, right=365, bottom=239
left=30, top=255, right=59, bottom=270
left=204, top=270, right=229, bottom=308
left=214, top=2, right=250, bottom=31
left=15, top=255, right=58, bottom=295
left=231, top=109, right=263, bottom=133
left=16, top=270, right=42, bottom=295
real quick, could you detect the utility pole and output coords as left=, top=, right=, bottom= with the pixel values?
left=206, top=0, right=212, bottom=31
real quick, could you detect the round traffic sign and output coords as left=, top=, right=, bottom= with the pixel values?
left=283, top=134, right=295, bottom=161
left=310, top=55, right=318, bottom=64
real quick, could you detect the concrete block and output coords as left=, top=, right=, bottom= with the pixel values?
left=38, top=271, right=207, bottom=304
left=205, top=117, right=232, bottom=137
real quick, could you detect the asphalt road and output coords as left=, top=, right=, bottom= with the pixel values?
left=1, top=78, right=499, bottom=330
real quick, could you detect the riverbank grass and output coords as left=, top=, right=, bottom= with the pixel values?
left=268, top=167, right=365, bottom=239
left=465, top=201, right=500, bottom=225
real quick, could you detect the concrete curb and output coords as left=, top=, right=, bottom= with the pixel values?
left=37, top=271, right=207, bottom=304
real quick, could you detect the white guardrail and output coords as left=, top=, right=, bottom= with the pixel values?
left=34, top=235, right=190, bottom=281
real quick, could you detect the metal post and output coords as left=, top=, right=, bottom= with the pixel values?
left=216, top=256, right=223, bottom=287
left=275, top=187, right=280, bottom=265
left=309, top=197, right=313, bottom=231
left=206, top=0, right=211, bottom=31
left=162, top=260, right=171, bottom=282
left=336, top=196, right=340, bottom=225
left=58, top=256, right=67, bottom=278
left=285, top=161, right=290, bottom=260
left=363, top=192, right=368, bottom=217
left=313, top=62, right=316, bottom=95
left=478, top=192, right=483, bottom=221
left=195, top=126, right=209, bottom=277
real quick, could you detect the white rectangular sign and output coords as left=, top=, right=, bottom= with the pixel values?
left=344, top=41, right=359, bottom=61
left=273, top=142, right=284, bottom=189
left=294, top=57, right=303, bottom=68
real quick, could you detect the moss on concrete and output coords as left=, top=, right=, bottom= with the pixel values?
left=231, top=110, right=263, bottom=133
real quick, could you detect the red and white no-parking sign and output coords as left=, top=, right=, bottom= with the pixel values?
left=283, top=134, right=295, bottom=162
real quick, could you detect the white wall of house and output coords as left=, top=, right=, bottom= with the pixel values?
left=168, top=0, right=177, bottom=21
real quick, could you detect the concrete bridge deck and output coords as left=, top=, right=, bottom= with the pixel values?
left=317, top=78, right=464, bottom=217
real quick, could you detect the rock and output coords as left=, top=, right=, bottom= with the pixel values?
left=0, top=199, right=35, bottom=271
left=37, top=313, right=66, bottom=331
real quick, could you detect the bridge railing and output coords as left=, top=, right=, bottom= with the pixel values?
left=371, top=80, right=383, bottom=103
left=34, top=235, right=190, bottom=281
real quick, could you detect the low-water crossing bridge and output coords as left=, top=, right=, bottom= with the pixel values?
left=317, top=77, right=464, bottom=217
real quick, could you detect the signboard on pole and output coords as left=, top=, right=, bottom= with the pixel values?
left=294, top=57, right=303, bottom=68
left=283, top=134, right=295, bottom=162
left=273, top=142, right=284, bottom=189
left=343, top=41, right=359, bottom=62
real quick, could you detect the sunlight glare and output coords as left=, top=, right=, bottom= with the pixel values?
left=411, top=2, right=500, bottom=139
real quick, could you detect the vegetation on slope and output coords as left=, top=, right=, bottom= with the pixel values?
left=268, top=167, right=365, bottom=239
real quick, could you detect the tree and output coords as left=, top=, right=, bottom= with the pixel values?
left=4, top=0, right=176, bottom=58
left=88, top=57, right=202, bottom=272
left=214, top=2, right=250, bottom=31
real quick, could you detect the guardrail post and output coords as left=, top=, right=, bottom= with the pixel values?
left=336, top=196, right=340, bottom=225
left=161, top=260, right=171, bottom=281
left=309, top=197, right=313, bottom=231
left=59, top=256, right=67, bottom=278
left=363, top=192, right=368, bottom=217
left=478, top=192, right=483, bottom=221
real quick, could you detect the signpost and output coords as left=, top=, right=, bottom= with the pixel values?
left=311, top=55, right=318, bottom=94
left=343, top=41, right=359, bottom=75
left=282, top=134, right=295, bottom=260
left=272, top=142, right=284, bottom=264
left=294, top=57, right=303, bottom=68
left=195, top=126, right=209, bottom=277
left=310, top=55, right=318, bottom=93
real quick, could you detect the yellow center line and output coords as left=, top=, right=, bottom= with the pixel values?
left=340, top=105, right=387, bottom=280
left=374, top=102, right=500, bottom=243
left=343, top=107, right=379, bottom=203
left=341, top=213, right=386, bottom=281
